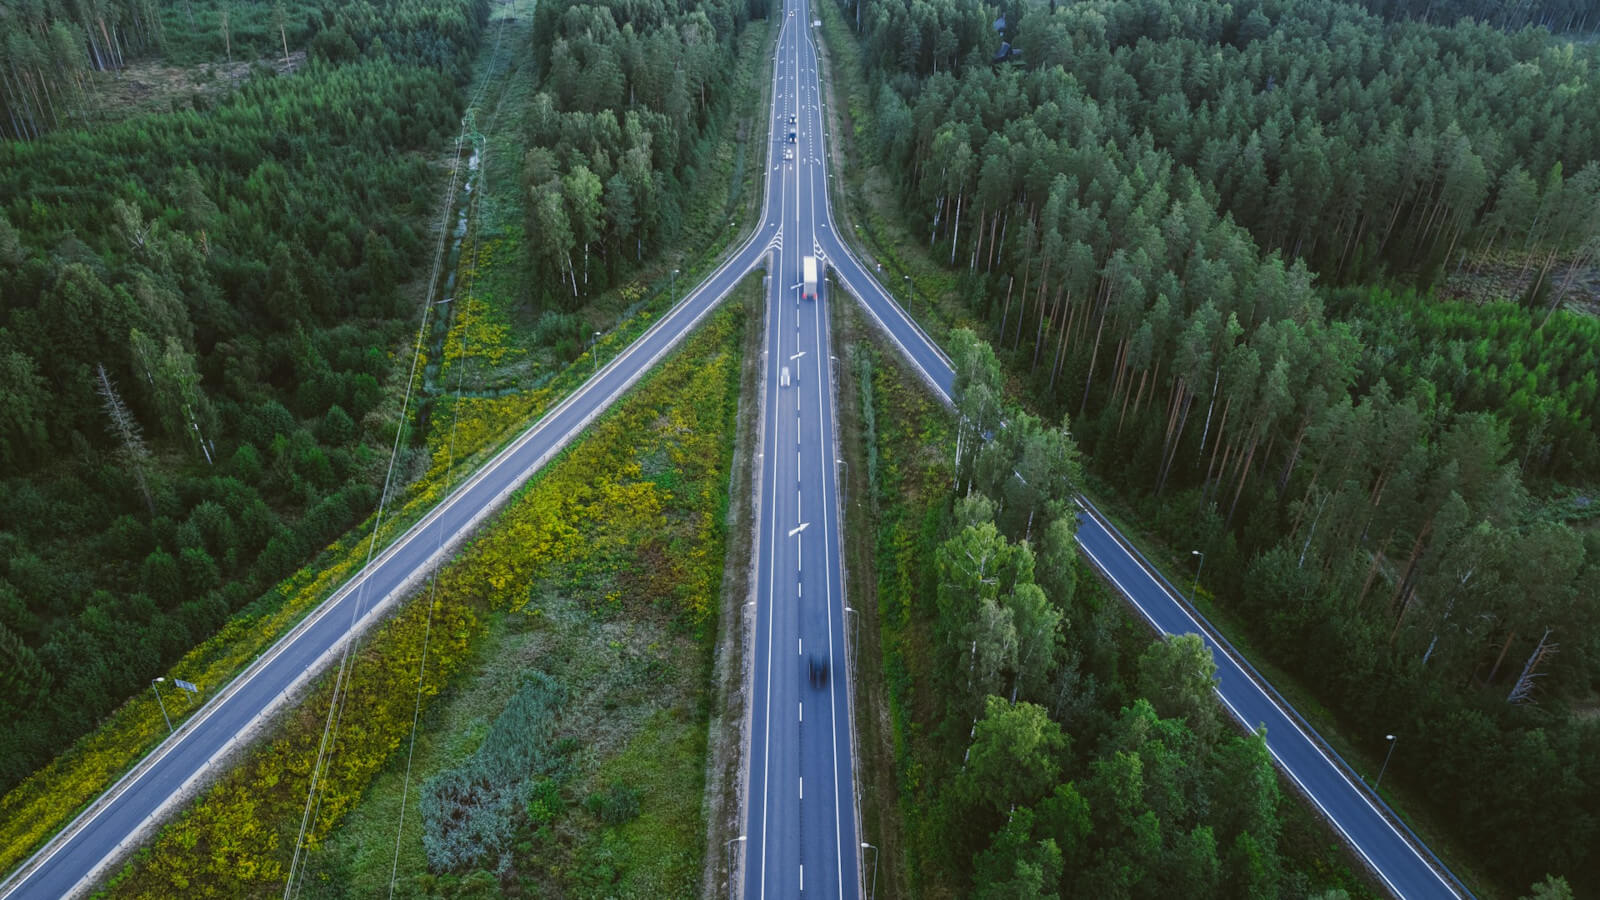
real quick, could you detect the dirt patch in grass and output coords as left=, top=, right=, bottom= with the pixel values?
left=1440, top=253, right=1600, bottom=316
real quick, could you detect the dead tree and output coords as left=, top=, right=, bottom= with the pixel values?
left=96, top=363, right=156, bottom=515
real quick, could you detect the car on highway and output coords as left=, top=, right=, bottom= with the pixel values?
left=784, top=147, right=793, bottom=161
left=807, top=654, right=828, bottom=687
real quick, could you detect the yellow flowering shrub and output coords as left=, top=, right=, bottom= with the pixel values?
left=102, top=301, right=744, bottom=896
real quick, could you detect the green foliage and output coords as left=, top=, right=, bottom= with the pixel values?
left=517, top=0, right=763, bottom=308
left=846, top=300, right=1363, bottom=896
left=837, top=0, right=1600, bottom=890
left=0, top=0, right=486, bottom=804
left=420, top=671, right=566, bottom=872
left=585, top=779, right=642, bottom=826
left=98, top=298, right=746, bottom=896
left=1135, top=634, right=1221, bottom=748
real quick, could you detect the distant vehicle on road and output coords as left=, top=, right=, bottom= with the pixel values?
left=802, top=255, right=818, bottom=301
left=781, top=365, right=791, bottom=387
left=807, top=654, right=828, bottom=687
left=784, top=147, right=793, bottom=161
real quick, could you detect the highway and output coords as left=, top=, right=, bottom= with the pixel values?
left=1, top=37, right=787, bottom=900
left=741, top=0, right=858, bottom=896
left=3, top=0, right=1469, bottom=895
left=791, top=7, right=1466, bottom=896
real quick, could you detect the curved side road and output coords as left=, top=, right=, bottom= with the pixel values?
left=802, top=18, right=1467, bottom=899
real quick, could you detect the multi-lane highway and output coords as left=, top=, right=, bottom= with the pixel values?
left=1, top=37, right=790, bottom=899
left=741, top=1, right=858, bottom=896
left=786, top=11, right=1466, bottom=898
left=773, top=4, right=1467, bottom=898
left=3, top=0, right=1470, bottom=895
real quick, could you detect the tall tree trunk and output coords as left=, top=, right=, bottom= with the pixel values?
left=1196, top=366, right=1221, bottom=461
left=1203, top=396, right=1233, bottom=495
left=1033, top=282, right=1063, bottom=372
left=998, top=275, right=1015, bottom=344
left=1278, top=418, right=1308, bottom=491
left=1157, top=387, right=1194, bottom=496
left=1018, top=253, right=1048, bottom=350
left=1135, top=357, right=1159, bottom=423
left=949, top=189, right=963, bottom=266
left=970, top=207, right=984, bottom=271
left=1048, top=290, right=1072, bottom=394
left=1078, top=300, right=1108, bottom=419
left=1225, top=435, right=1259, bottom=528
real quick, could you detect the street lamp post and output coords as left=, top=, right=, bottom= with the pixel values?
left=1376, top=734, right=1398, bottom=789
left=151, top=678, right=172, bottom=733
left=724, top=835, right=746, bottom=900
left=672, top=267, right=680, bottom=305
left=1189, top=550, right=1206, bottom=605
left=861, top=841, right=879, bottom=900
left=845, top=606, right=858, bottom=676
left=591, top=331, right=602, bottom=375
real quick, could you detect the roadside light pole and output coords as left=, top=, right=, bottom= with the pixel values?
left=845, top=605, right=858, bottom=676
left=592, top=331, right=602, bottom=375
left=1189, top=549, right=1206, bottom=605
left=1376, top=734, right=1398, bottom=789
left=861, top=841, right=879, bottom=900
left=724, top=835, right=746, bottom=900
left=672, top=267, right=680, bottom=305
left=151, top=678, right=172, bottom=733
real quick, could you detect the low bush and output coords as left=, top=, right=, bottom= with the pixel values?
left=420, top=671, right=565, bottom=872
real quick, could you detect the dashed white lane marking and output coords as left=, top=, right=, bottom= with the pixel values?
left=799, top=702, right=803, bottom=722
left=799, top=777, right=804, bottom=800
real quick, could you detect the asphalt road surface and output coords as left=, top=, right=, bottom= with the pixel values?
left=4, top=0, right=1467, bottom=895
left=786, top=4, right=1467, bottom=894
left=2, top=48, right=787, bottom=900
left=740, top=1, right=858, bottom=896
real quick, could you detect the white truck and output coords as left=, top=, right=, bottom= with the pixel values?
left=802, top=255, right=818, bottom=301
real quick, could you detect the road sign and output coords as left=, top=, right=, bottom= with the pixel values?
left=173, top=679, right=199, bottom=694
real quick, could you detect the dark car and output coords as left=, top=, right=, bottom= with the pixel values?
left=808, top=654, right=829, bottom=688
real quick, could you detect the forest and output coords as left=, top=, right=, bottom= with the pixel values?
left=0, top=0, right=489, bottom=795
left=517, top=0, right=767, bottom=307
left=837, top=0, right=1600, bottom=893
left=851, top=322, right=1377, bottom=897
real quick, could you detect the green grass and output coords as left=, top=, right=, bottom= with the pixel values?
left=295, top=276, right=757, bottom=897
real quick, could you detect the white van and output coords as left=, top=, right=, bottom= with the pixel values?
left=781, top=366, right=792, bottom=387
